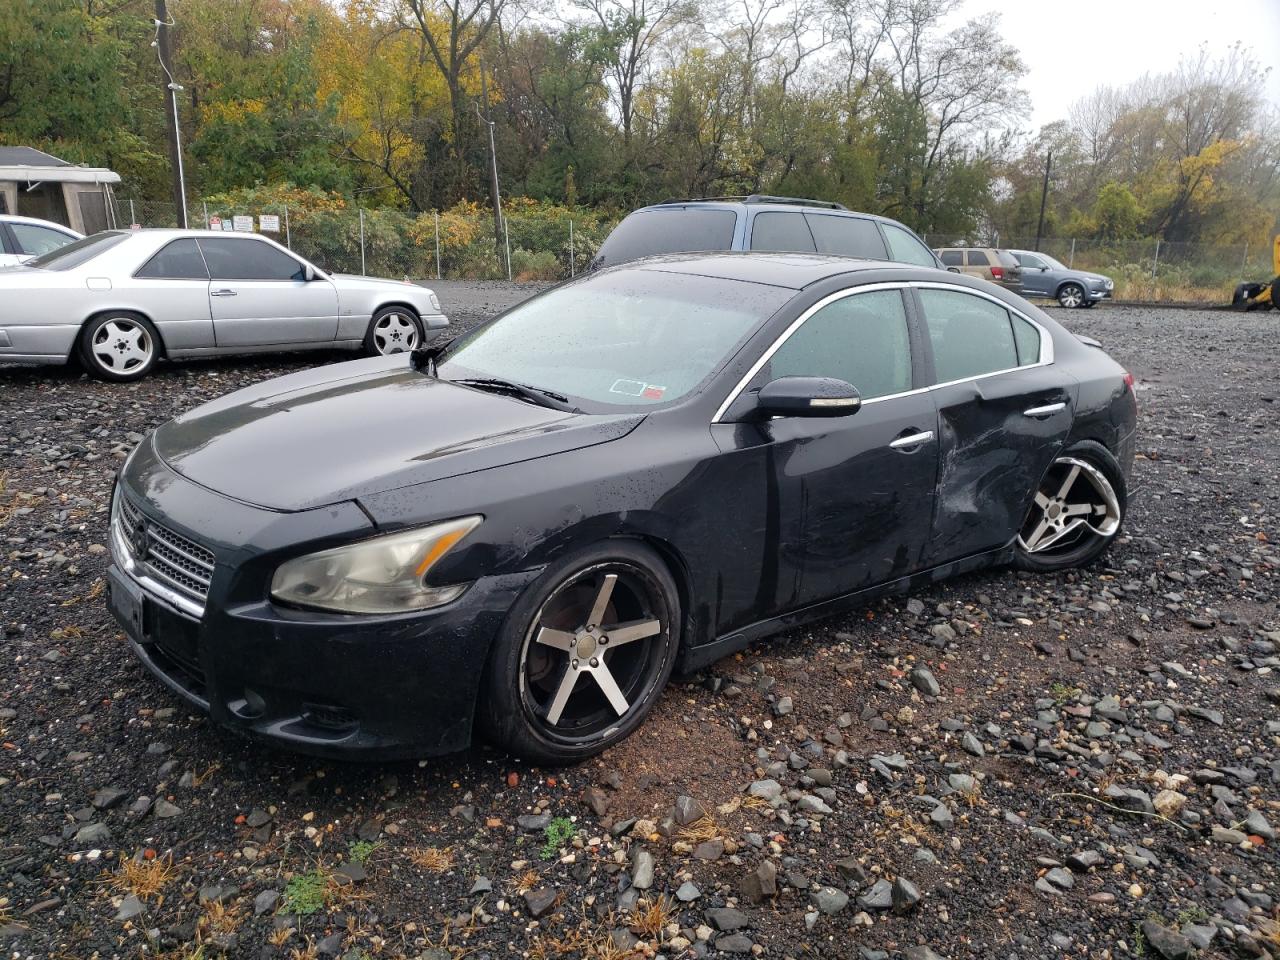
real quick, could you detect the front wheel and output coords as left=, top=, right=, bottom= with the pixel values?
left=364, top=306, right=422, bottom=356
left=78, top=312, right=160, bottom=381
left=1013, top=441, right=1125, bottom=573
left=479, top=541, right=680, bottom=764
left=1057, top=283, right=1085, bottom=308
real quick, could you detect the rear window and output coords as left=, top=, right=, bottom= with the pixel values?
left=595, top=208, right=737, bottom=266
left=997, top=250, right=1021, bottom=269
left=804, top=214, right=888, bottom=259
left=25, top=231, right=129, bottom=271
left=750, top=212, right=815, bottom=252
left=966, top=250, right=992, bottom=267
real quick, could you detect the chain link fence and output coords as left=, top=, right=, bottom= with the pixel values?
left=110, top=197, right=1272, bottom=301
left=111, top=197, right=618, bottom=282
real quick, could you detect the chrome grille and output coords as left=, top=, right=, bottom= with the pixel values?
left=118, top=495, right=215, bottom=604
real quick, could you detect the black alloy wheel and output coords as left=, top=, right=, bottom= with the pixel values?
left=480, top=541, right=679, bottom=763
left=1013, top=440, right=1125, bottom=572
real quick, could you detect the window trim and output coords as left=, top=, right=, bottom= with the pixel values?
left=132, top=237, right=212, bottom=281
left=711, top=281, right=1053, bottom=423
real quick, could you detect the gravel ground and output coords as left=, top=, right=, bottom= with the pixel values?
left=1, top=296, right=1278, bottom=960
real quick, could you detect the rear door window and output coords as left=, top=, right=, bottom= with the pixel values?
left=749, top=212, right=815, bottom=252
left=965, top=250, right=992, bottom=267
left=804, top=214, right=888, bottom=259
left=939, top=250, right=963, bottom=266
left=919, top=289, right=1018, bottom=382
left=594, top=208, right=737, bottom=266
left=197, top=237, right=306, bottom=281
left=135, top=239, right=210, bottom=280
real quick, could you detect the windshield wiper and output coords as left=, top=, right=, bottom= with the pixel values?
left=450, top=377, right=580, bottom=413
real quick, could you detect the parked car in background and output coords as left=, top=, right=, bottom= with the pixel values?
left=1008, top=249, right=1114, bottom=308
left=108, top=253, right=1135, bottom=762
left=0, top=229, right=447, bottom=381
left=0, top=214, right=82, bottom=266
left=591, top=195, right=946, bottom=270
left=933, top=247, right=1022, bottom=292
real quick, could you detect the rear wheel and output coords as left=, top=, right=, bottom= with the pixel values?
left=479, top=541, right=680, bottom=764
left=1057, top=283, right=1085, bottom=309
left=78, top=312, right=160, bottom=381
left=1013, top=441, right=1125, bottom=573
left=364, top=306, right=422, bottom=356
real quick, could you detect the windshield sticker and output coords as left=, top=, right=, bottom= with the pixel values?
left=642, top=384, right=667, bottom=400
left=610, top=379, right=646, bottom=396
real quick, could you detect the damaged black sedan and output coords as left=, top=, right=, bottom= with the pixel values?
left=107, top=253, right=1136, bottom=763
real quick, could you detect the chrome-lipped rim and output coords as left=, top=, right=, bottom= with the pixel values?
left=1059, top=285, right=1084, bottom=308
left=518, top=563, right=668, bottom=743
left=372, top=312, right=420, bottom=354
left=92, top=318, right=153, bottom=374
left=1018, top=456, right=1121, bottom=555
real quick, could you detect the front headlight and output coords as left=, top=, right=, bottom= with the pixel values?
left=429, top=292, right=441, bottom=311
left=270, top=516, right=482, bottom=614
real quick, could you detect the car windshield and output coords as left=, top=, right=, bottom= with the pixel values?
left=26, top=231, right=130, bottom=271
left=438, top=268, right=789, bottom=411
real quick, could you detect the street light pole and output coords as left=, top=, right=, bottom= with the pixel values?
left=477, top=58, right=505, bottom=278
left=154, top=0, right=188, bottom=228
left=1034, top=150, right=1052, bottom=253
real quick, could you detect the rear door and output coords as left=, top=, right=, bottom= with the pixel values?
left=964, top=249, right=993, bottom=281
left=197, top=236, right=338, bottom=347
left=914, top=285, right=1075, bottom=565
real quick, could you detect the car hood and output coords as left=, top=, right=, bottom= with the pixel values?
left=330, top=273, right=427, bottom=292
left=152, top=356, right=642, bottom=512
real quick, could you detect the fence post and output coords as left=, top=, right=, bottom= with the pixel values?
left=1241, top=240, right=1248, bottom=275
left=1068, top=238, right=1075, bottom=268
left=283, top=206, right=291, bottom=249
left=504, top=216, right=512, bottom=281
left=202, top=201, right=209, bottom=229
left=359, top=208, right=366, bottom=276
left=1151, top=239, right=1161, bottom=280
left=128, top=199, right=136, bottom=227
left=434, top=211, right=441, bottom=280
left=569, top=219, right=575, bottom=278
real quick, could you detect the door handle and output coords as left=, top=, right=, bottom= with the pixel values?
left=889, top=430, right=934, bottom=450
left=1023, top=401, right=1066, bottom=417
left=211, top=288, right=238, bottom=297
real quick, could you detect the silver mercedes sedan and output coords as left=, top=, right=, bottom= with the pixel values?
left=0, top=229, right=447, bottom=380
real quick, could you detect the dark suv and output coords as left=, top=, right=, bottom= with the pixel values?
left=592, top=196, right=945, bottom=271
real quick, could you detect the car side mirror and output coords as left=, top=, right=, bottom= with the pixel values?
left=753, top=377, right=861, bottom=419
left=1040, top=265, right=1049, bottom=272
left=946, top=266, right=961, bottom=273
left=303, top=264, right=318, bottom=281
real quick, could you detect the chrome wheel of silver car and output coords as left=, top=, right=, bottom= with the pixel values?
left=1057, top=283, right=1085, bottom=308
left=1018, top=456, right=1121, bottom=556
left=519, top=562, right=670, bottom=744
left=370, top=310, right=420, bottom=355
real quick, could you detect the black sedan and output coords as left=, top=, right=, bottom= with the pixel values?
left=107, top=253, right=1136, bottom=763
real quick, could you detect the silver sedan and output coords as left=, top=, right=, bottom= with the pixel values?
left=0, top=229, right=447, bottom=380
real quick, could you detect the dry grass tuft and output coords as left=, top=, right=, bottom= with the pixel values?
left=629, top=895, right=674, bottom=939
left=405, top=845, right=455, bottom=873
left=198, top=899, right=245, bottom=939
left=513, top=868, right=540, bottom=894
left=105, top=853, right=179, bottom=903
left=267, top=926, right=295, bottom=948
left=676, top=815, right=727, bottom=845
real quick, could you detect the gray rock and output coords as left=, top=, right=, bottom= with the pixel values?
left=253, top=890, right=280, bottom=916
left=1211, top=825, right=1247, bottom=845
left=857, top=879, right=893, bottom=911
left=114, top=894, right=144, bottom=922
left=517, top=813, right=551, bottom=831
left=1140, top=919, right=1196, bottom=960
left=674, top=795, right=706, bottom=826
left=1067, top=849, right=1103, bottom=871
left=836, top=857, right=867, bottom=884
left=1181, top=924, right=1216, bottom=950
left=715, top=933, right=754, bottom=953
left=316, top=932, right=344, bottom=957
left=810, top=886, right=849, bottom=915
left=153, top=799, right=182, bottom=819
left=1102, top=785, right=1154, bottom=815
left=902, top=948, right=946, bottom=960
left=705, top=907, right=749, bottom=931
left=523, top=887, right=558, bottom=919
left=773, top=696, right=794, bottom=716
left=469, top=876, right=492, bottom=895
left=583, top=787, right=610, bottom=817
left=796, top=794, right=833, bottom=815
left=92, top=787, right=129, bottom=810
left=73, top=822, right=111, bottom=846
left=892, top=877, right=922, bottom=912
left=747, top=779, right=783, bottom=802
left=1244, top=809, right=1274, bottom=841
left=961, top=732, right=984, bottom=757
left=693, top=839, right=724, bottom=860
left=741, top=860, right=777, bottom=903
left=911, top=667, right=940, bottom=697
left=631, top=849, right=655, bottom=890
left=1044, top=867, right=1074, bottom=889
left=675, top=881, right=701, bottom=902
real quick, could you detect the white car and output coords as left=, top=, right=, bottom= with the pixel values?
left=0, top=229, right=448, bottom=381
left=0, top=215, right=82, bottom=266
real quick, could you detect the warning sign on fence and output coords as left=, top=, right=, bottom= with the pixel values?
left=259, top=214, right=280, bottom=232
left=208, top=216, right=222, bottom=230
left=232, top=215, right=254, bottom=232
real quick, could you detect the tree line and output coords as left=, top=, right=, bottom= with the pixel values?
left=2, top=0, right=1277, bottom=246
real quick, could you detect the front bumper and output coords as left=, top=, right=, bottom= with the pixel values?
left=1087, top=287, right=1113, bottom=302
left=107, top=441, right=538, bottom=760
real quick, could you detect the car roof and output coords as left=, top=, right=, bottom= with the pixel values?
left=622, top=251, right=929, bottom=289
left=637, top=198, right=900, bottom=224
left=0, top=214, right=82, bottom=234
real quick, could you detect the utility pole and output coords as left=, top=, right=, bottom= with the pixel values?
left=154, top=0, right=188, bottom=228
left=477, top=58, right=504, bottom=275
left=1034, top=150, right=1051, bottom=253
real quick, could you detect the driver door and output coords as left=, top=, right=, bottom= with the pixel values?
left=1017, top=253, right=1052, bottom=296
left=714, top=287, right=939, bottom=610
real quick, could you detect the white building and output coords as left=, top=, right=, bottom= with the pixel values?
left=0, top=147, right=122, bottom=234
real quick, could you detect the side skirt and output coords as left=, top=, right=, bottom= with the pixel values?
left=678, top=544, right=1015, bottom=674
left=168, top=340, right=364, bottom=358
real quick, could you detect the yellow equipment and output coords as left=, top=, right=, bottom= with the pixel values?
left=1232, top=234, right=1279, bottom=310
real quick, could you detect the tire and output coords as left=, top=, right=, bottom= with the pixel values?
left=1013, top=439, right=1126, bottom=573
left=78, top=312, right=161, bottom=381
left=1056, top=283, right=1086, bottom=309
left=479, top=540, right=681, bottom=764
left=363, top=306, right=423, bottom=356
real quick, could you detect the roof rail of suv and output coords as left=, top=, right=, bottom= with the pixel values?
left=654, top=194, right=849, bottom=211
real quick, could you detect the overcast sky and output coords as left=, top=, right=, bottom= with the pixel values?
left=960, top=0, right=1280, bottom=130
